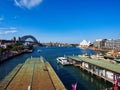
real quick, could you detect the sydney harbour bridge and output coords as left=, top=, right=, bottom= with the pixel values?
left=20, top=35, right=38, bottom=44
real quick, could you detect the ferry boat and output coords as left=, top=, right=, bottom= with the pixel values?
left=56, top=57, right=71, bottom=65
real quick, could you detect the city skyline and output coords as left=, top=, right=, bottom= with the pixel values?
left=0, top=0, right=120, bottom=43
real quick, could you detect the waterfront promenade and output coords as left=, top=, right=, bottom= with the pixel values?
left=0, top=57, right=66, bottom=90
left=87, top=47, right=110, bottom=52
left=77, top=46, right=111, bottom=52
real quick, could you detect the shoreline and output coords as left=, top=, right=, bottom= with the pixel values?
left=77, top=46, right=110, bottom=52
left=0, top=50, right=33, bottom=64
left=88, top=48, right=110, bottom=52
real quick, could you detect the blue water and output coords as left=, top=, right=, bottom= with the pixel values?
left=0, top=46, right=113, bottom=90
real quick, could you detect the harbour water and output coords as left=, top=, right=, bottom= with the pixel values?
left=0, top=46, right=113, bottom=90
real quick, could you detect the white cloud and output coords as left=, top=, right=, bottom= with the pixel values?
left=14, top=0, right=42, bottom=9
left=0, top=27, right=17, bottom=35
left=0, top=27, right=16, bottom=30
left=4, top=30, right=17, bottom=34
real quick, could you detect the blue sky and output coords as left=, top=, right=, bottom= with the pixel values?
left=0, top=0, right=120, bottom=43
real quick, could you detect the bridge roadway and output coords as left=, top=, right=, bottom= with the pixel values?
left=0, top=57, right=66, bottom=90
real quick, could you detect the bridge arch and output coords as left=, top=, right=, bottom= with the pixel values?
left=20, top=35, right=38, bottom=43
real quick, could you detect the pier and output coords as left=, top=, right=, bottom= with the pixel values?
left=0, top=57, right=66, bottom=90
left=68, top=56, right=120, bottom=86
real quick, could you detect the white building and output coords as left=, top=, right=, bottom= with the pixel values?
left=0, top=42, right=7, bottom=49
left=93, top=39, right=103, bottom=48
left=94, top=39, right=120, bottom=51
left=79, top=40, right=91, bottom=48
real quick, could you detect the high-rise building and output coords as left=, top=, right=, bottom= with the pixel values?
left=105, top=39, right=120, bottom=50
left=93, top=39, right=102, bottom=48
left=93, top=39, right=120, bottom=51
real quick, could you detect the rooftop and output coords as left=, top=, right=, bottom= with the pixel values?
left=68, top=56, right=120, bottom=74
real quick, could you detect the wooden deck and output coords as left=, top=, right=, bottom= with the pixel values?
left=0, top=57, right=66, bottom=90
left=45, top=62, right=66, bottom=90
left=0, top=64, right=22, bottom=90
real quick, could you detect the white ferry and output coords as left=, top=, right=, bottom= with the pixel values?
left=56, top=57, right=71, bottom=65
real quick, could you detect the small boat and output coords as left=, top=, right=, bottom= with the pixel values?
left=56, top=57, right=71, bottom=65
left=115, top=59, right=120, bottom=63
left=37, top=50, right=42, bottom=53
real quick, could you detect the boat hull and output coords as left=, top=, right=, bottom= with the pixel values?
left=56, top=57, right=71, bottom=65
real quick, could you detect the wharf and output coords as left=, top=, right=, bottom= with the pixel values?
left=0, top=57, right=66, bottom=90
left=0, top=64, right=23, bottom=89
left=69, top=56, right=120, bottom=74
left=68, top=56, right=120, bottom=86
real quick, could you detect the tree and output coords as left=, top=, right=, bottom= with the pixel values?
left=11, top=45, right=23, bottom=51
left=0, top=47, right=5, bottom=55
